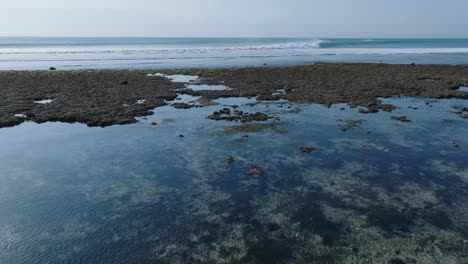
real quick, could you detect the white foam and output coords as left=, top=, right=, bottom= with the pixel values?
left=136, top=99, right=146, bottom=104
left=14, top=114, right=27, bottom=118
left=33, top=99, right=53, bottom=104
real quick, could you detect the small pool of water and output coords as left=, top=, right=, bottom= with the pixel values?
left=458, top=86, right=468, bottom=92
left=185, top=84, right=232, bottom=91
left=33, top=99, right=53, bottom=104
left=147, top=73, right=199, bottom=83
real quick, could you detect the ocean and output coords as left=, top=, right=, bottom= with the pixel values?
left=1, top=37, right=468, bottom=70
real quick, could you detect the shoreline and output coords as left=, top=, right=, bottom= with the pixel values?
left=1, top=63, right=467, bottom=128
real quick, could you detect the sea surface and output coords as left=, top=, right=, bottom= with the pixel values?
left=1, top=37, right=468, bottom=69
left=0, top=72, right=467, bottom=263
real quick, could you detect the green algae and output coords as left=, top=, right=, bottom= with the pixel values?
left=197, top=98, right=219, bottom=107
left=287, top=108, right=301, bottom=114
left=162, top=118, right=176, bottom=124
left=341, top=119, right=365, bottom=131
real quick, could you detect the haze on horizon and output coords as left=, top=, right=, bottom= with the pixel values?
left=1, top=0, right=467, bottom=38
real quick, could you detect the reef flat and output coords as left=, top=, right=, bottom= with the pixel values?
left=1, top=63, right=467, bottom=128
left=0, top=64, right=468, bottom=264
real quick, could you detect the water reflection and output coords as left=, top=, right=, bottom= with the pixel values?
left=0, top=96, right=467, bottom=263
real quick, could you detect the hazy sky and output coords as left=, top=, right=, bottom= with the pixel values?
left=1, top=0, right=467, bottom=38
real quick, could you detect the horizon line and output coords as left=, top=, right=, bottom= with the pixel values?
left=0, top=36, right=468, bottom=40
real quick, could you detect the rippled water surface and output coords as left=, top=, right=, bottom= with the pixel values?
left=0, top=96, right=467, bottom=263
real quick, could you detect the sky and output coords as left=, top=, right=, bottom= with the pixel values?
left=1, top=0, right=467, bottom=38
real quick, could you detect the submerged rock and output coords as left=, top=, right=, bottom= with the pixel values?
left=225, top=157, right=234, bottom=164
left=391, top=116, right=411, bottom=123
left=208, top=108, right=269, bottom=123
left=299, top=146, right=316, bottom=153
left=340, top=120, right=365, bottom=131
left=247, top=165, right=264, bottom=177
left=358, top=108, right=378, bottom=114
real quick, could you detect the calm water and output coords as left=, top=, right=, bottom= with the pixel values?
left=1, top=37, right=468, bottom=69
left=0, top=87, right=467, bottom=263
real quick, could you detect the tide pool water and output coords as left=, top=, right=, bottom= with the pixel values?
left=0, top=94, right=467, bottom=263
left=1, top=37, right=468, bottom=70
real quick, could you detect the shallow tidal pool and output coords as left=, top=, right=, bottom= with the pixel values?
left=0, top=96, right=467, bottom=264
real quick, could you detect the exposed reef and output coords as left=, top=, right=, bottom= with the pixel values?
left=1, top=63, right=468, bottom=128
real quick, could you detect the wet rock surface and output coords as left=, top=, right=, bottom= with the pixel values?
left=0, top=70, right=182, bottom=128
left=171, top=103, right=194, bottom=109
left=208, top=107, right=269, bottom=123
left=1, top=63, right=468, bottom=128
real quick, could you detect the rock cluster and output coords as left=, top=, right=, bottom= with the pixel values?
left=208, top=108, right=269, bottom=123
left=172, top=103, right=194, bottom=109
left=247, top=165, right=264, bottom=177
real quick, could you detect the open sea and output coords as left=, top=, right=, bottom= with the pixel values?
left=1, top=37, right=468, bottom=69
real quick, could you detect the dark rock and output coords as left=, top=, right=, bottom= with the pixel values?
left=359, top=106, right=379, bottom=114
left=391, top=116, right=411, bottom=123
left=49, top=67, right=56, bottom=71
left=247, top=165, right=264, bottom=177
left=299, top=146, right=316, bottom=153
left=121, top=81, right=129, bottom=85
left=150, top=122, right=157, bottom=126
left=389, top=258, right=406, bottom=264
left=267, top=223, right=281, bottom=231
left=352, top=247, right=359, bottom=253
left=208, top=109, right=269, bottom=123
left=179, top=134, right=184, bottom=138
left=219, top=108, right=231, bottom=114
left=172, top=103, right=194, bottom=109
